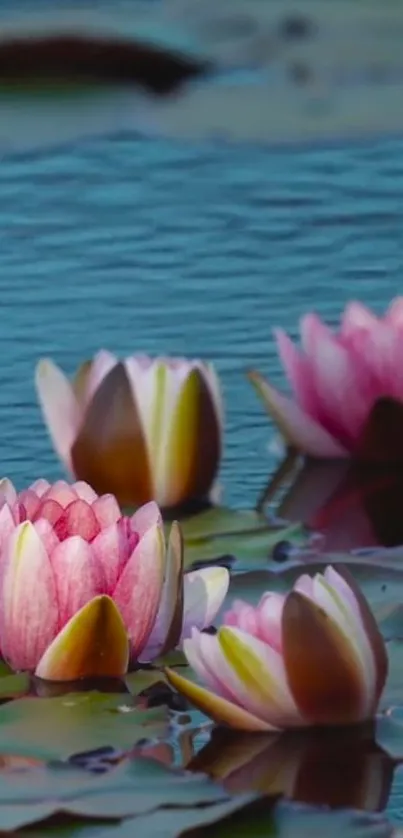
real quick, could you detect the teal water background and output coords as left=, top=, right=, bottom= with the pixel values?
left=2, top=137, right=403, bottom=507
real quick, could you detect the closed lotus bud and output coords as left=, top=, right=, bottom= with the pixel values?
left=166, top=565, right=388, bottom=731
left=35, top=352, right=223, bottom=509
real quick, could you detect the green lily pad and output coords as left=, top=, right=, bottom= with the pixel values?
left=0, top=692, right=167, bottom=760
left=0, top=754, right=244, bottom=831
left=175, top=506, right=308, bottom=570
left=0, top=672, right=30, bottom=699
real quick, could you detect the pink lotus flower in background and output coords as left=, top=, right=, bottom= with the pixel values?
left=248, top=299, right=403, bottom=461
left=0, top=479, right=229, bottom=680
left=166, top=566, right=387, bottom=731
left=35, top=352, right=223, bottom=509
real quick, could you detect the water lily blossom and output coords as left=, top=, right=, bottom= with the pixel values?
left=0, top=479, right=229, bottom=680
left=166, top=566, right=387, bottom=731
left=35, top=353, right=223, bottom=508
left=248, top=299, right=403, bottom=461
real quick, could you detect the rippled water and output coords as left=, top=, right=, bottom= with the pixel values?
left=1, top=135, right=403, bottom=508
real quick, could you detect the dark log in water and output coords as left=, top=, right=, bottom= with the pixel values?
left=0, top=33, right=210, bottom=94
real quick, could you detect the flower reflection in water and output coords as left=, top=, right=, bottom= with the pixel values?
left=259, top=455, right=403, bottom=551
left=188, top=724, right=396, bottom=811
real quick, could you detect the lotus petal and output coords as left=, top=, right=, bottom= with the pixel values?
left=0, top=522, right=59, bottom=671
left=131, top=500, right=162, bottom=537
left=247, top=370, right=346, bottom=458
left=50, top=535, right=104, bottom=626
left=282, top=591, right=365, bottom=725
left=162, top=367, right=221, bottom=507
left=35, top=595, right=129, bottom=681
left=182, top=566, right=230, bottom=640
left=218, top=627, right=300, bottom=727
left=35, top=360, right=81, bottom=471
left=165, top=667, right=272, bottom=732
left=113, top=522, right=165, bottom=657
left=71, top=362, right=152, bottom=506
left=140, top=521, right=184, bottom=661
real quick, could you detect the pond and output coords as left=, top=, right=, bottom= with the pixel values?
left=1, top=2, right=403, bottom=837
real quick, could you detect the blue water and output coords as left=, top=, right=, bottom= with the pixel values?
left=1, top=135, right=403, bottom=508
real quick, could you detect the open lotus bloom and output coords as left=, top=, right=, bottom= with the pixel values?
left=35, top=352, right=223, bottom=508
left=248, top=299, right=403, bottom=462
left=0, top=479, right=229, bottom=680
left=166, top=566, right=388, bottom=731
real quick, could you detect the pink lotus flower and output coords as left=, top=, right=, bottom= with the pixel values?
left=166, top=566, right=387, bottom=731
left=35, top=353, right=223, bottom=509
left=0, top=479, right=229, bottom=680
left=248, top=299, right=403, bottom=461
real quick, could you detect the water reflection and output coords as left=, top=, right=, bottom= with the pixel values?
left=260, top=456, right=403, bottom=551
left=188, top=725, right=396, bottom=811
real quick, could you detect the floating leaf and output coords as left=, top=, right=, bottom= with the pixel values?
left=0, top=692, right=167, bottom=760
left=176, top=505, right=308, bottom=569
left=0, top=672, right=30, bottom=699
left=0, top=755, right=241, bottom=831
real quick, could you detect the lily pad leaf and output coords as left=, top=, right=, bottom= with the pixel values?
left=178, top=505, right=308, bottom=570
left=0, top=672, right=30, bottom=699
left=0, top=756, right=242, bottom=831
left=0, top=692, right=167, bottom=760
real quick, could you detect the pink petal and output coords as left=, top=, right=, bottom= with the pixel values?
left=130, top=501, right=162, bottom=537
left=41, top=481, right=78, bottom=508
left=248, top=371, right=346, bottom=458
left=256, top=593, right=285, bottom=653
left=29, top=479, right=51, bottom=498
left=0, top=522, right=58, bottom=671
left=92, top=520, right=133, bottom=593
left=50, top=535, right=104, bottom=627
left=301, top=332, right=370, bottom=446
left=293, top=573, right=315, bottom=599
left=85, top=349, right=118, bottom=406
left=341, top=302, right=379, bottom=337
left=53, top=499, right=101, bottom=543
left=0, top=479, right=17, bottom=507
left=72, top=481, right=98, bottom=503
left=386, top=297, right=403, bottom=328
left=113, top=522, right=165, bottom=657
left=0, top=504, right=18, bottom=549
left=33, top=499, right=64, bottom=527
left=300, top=313, right=334, bottom=355
left=18, top=490, right=41, bottom=520
left=223, top=600, right=260, bottom=636
left=183, top=629, right=238, bottom=702
left=275, top=329, right=317, bottom=416
left=35, top=360, right=82, bottom=471
left=92, top=493, right=122, bottom=528
left=33, top=518, right=60, bottom=555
